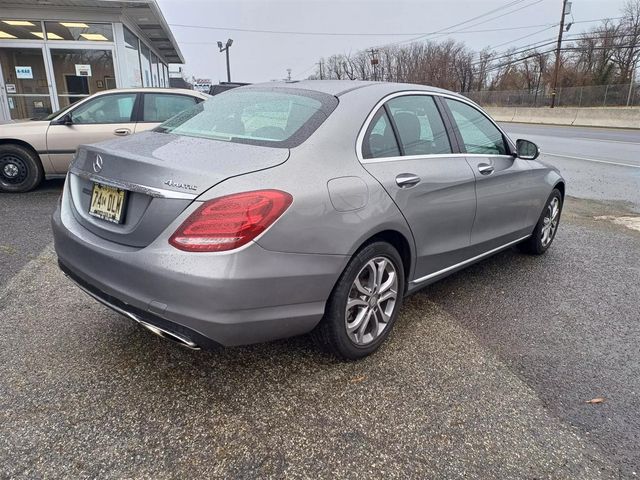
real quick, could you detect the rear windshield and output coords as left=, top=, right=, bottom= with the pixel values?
left=155, top=87, right=338, bottom=148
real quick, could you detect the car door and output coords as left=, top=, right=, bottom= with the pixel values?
left=360, top=93, right=477, bottom=281
left=441, top=98, right=533, bottom=252
left=45, top=92, right=138, bottom=174
left=134, top=92, right=199, bottom=133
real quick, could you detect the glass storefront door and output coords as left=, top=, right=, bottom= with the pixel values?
left=49, top=48, right=116, bottom=109
left=0, top=47, right=54, bottom=120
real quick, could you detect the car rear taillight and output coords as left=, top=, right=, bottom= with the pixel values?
left=169, top=189, right=293, bottom=252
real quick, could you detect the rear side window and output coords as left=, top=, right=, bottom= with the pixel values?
left=156, top=88, right=338, bottom=148
left=71, top=93, right=136, bottom=124
left=143, top=93, right=197, bottom=122
left=386, top=96, right=452, bottom=155
left=445, top=99, right=507, bottom=155
left=362, top=108, right=400, bottom=159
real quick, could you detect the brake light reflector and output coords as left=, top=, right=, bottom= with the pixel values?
left=169, top=189, right=293, bottom=252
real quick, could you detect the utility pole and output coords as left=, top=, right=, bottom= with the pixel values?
left=217, top=39, right=233, bottom=82
left=369, top=48, right=379, bottom=81
left=627, top=58, right=637, bottom=106
left=550, top=0, right=569, bottom=108
left=317, top=60, right=324, bottom=80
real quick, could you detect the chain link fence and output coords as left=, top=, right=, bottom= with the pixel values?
left=464, top=83, right=640, bottom=108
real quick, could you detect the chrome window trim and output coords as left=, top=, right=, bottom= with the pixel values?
left=361, top=153, right=516, bottom=164
left=70, top=168, right=197, bottom=200
left=410, top=234, right=530, bottom=286
left=356, top=90, right=516, bottom=164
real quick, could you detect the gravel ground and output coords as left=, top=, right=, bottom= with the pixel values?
left=0, top=243, right=618, bottom=479
left=1, top=170, right=639, bottom=477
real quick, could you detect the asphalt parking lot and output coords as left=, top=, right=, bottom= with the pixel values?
left=1, top=124, right=639, bottom=478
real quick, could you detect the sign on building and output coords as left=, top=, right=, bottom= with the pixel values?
left=75, top=64, right=92, bottom=77
left=15, top=66, right=33, bottom=79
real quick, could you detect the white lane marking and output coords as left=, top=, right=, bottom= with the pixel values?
left=571, top=137, right=640, bottom=146
left=545, top=153, right=640, bottom=169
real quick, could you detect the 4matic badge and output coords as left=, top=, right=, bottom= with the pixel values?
left=164, top=179, right=198, bottom=191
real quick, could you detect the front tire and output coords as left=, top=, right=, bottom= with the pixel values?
left=315, top=241, right=405, bottom=360
left=0, top=144, right=44, bottom=193
left=518, top=188, right=563, bottom=255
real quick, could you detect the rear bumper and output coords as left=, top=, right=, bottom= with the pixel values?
left=52, top=183, right=349, bottom=347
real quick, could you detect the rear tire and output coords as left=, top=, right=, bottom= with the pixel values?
left=314, top=241, right=405, bottom=360
left=0, top=144, right=44, bottom=193
left=518, top=188, right=563, bottom=255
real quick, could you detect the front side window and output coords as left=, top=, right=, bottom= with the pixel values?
left=156, top=88, right=338, bottom=148
left=70, top=93, right=136, bottom=124
left=143, top=93, right=197, bottom=122
left=445, top=99, right=507, bottom=155
left=387, top=95, right=452, bottom=155
left=362, top=108, right=400, bottom=159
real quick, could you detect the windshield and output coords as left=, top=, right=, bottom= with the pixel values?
left=155, top=87, right=338, bottom=148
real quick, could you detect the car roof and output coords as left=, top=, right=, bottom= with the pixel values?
left=90, top=88, right=209, bottom=99
left=246, top=80, right=465, bottom=100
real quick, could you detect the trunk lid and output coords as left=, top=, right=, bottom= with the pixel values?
left=68, top=131, right=290, bottom=247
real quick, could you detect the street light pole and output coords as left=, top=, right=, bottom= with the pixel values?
left=217, top=39, right=233, bottom=83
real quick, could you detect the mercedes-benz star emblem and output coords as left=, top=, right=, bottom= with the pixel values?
left=92, top=154, right=103, bottom=173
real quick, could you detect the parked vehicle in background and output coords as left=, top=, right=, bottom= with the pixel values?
left=209, top=82, right=250, bottom=96
left=52, top=80, right=564, bottom=360
left=0, top=88, right=209, bottom=192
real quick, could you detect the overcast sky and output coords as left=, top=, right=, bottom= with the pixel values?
left=156, top=0, right=626, bottom=83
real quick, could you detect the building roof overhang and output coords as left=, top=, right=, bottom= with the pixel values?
left=0, top=0, right=184, bottom=63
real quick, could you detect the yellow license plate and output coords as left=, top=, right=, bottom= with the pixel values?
left=89, top=183, right=127, bottom=224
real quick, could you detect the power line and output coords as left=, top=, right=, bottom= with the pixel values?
left=482, top=44, right=640, bottom=74
left=171, top=0, right=535, bottom=43
left=469, top=31, right=639, bottom=68
left=378, top=0, right=547, bottom=49
left=171, top=16, right=622, bottom=41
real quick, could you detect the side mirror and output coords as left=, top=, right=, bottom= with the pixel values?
left=59, top=113, right=73, bottom=126
left=516, top=139, right=540, bottom=160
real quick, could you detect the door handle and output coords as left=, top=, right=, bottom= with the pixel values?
left=477, top=163, right=494, bottom=175
left=114, top=128, right=131, bottom=136
left=395, top=173, right=421, bottom=188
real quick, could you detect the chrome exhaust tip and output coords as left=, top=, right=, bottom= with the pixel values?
left=62, top=267, right=201, bottom=351
left=136, top=319, right=200, bottom=350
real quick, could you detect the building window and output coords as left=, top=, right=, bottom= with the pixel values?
left=0, top=47, right=52, bottom=119
left=44, top=22, right=113, bottom=41
left=162, top=63, right=168, bottom=88
left=150, top=52, right=159, bottom=87
left=0, top=19, right=44, bottom=40
left=140, top=43, right=152, bottom=87
left=50, top=48, right=115, bottom=108
left=123, top=27, right=142, bottom=88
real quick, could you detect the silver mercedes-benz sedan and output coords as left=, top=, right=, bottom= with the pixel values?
left=52, top=80, right=564, bottom=360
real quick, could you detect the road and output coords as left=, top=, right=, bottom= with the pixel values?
left=502, top=123, right=640, bottom=211
left=1, top=124, right=639, bottom=478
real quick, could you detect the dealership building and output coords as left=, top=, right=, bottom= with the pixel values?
left=0, top=0, right=184, bottom=121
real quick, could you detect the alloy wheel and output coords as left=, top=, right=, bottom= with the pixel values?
left=345, top=256, right=399, bottom=346
left=541, top=196, right=560, bottom=247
